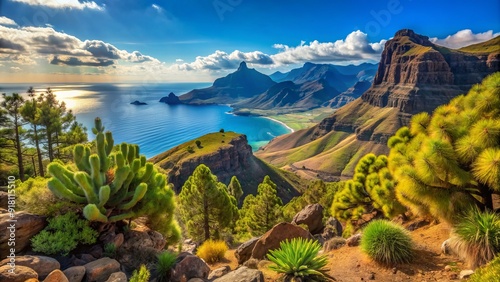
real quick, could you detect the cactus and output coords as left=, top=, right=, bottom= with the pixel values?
left=47, top=117, right=174, bottom=224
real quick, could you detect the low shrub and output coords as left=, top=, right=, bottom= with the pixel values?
left=130, top=265, right=150, bottom=282
left=155, top=251, right=177, bottom=282
left=103, top=243, right=117, bottom=258
left=267, top=238, right=330, bottom=281
left=468, top=255, right=500, bottom=282
left=360, top=220, right=413, bottom=264
left=31, top=212, right=98, bottom=256
left=448, top=209, right=500, bottom=268
left=196, top=239, right=228, bottom=264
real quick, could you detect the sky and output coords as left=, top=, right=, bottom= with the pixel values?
left=0, top=0, right=499, bottom=83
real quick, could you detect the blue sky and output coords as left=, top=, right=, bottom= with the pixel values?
left=0, top=0, right=499, bottom=82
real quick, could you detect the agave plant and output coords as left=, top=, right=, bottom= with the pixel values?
left=267, top=237, right=332, bottom=281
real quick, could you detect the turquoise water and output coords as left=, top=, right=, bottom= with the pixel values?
left=0, top=83, right=292, bottom=158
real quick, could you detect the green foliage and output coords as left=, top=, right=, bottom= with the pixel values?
left=31, top=212, right=98, bottom=256
left=228, top=176, right=243, bottom=204
left=130, top=265, right=150, bottom=282
left=468, top=256, right=500, bottom=282
left=103, top=243, right=117, bottom=258
left=195, top=140, right=202, bottom=148
left=219, top=128, right=225, bottom=133
left=388, top=73, right=500, bottom=223
left=448, top=208, right=500, bottom=268
left=178, top=164, right=237, bottom=242
left=1, top=93, right=26, bottom=181
left=196, top=239, right=228, bottom=264
left=331, top=154, right=404, bottom=231
left=155, top=251, right=177, bottom=282
left=267, top=238, right=329, bottom=281
left=236, top=176, right=283, bottom=237
left=360, top=220, right=413, bottom=264
left=45, top=118, right=176, bottom=239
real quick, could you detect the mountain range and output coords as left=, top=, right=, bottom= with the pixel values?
left=255, top=29, right=500, bottom=179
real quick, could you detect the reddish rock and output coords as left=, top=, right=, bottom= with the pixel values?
left=346, top=233, right=362, bottom=247
left=292, top=204, right=324, bottom=234
left=0, top=212, right=46, bottom=257
left=0, top=265, right=38, bottom=282
left=63, top=266, right=86, bottom=282
left=83, top=258, right=120, bottom=282
left=251, top=222, right=313, bottom=260
left=235, top=237, right=260, bottom=264
left=171, top=253, right=210, bottom=282
left=43, top=269, right=69, bottom=282
left=105, top=272, right=127, bottom=282
left=0, top=255, right=60, bottom=279
left=208, top=265, right=230, bottom=280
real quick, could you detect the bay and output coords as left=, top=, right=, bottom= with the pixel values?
left=0, top=83, right=292, bottom=158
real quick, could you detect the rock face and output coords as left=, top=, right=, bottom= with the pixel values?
left=0, top=255, right=60, bottom=279
left=83, top=258, right=120, bottom=282
left=171, top=253, right=210, bottom=282
left=179, top=61, right=276, bottom=105
left=251, top=222, right=313, bottom=260
left=159, top=92, right=181, bottom=105
left=0, top=212, right=47, bottom=257
left=130, top=100, right=147, bottom=105
left=235, top=237, right=260, bottom=264
left=292, top=204, right=324, bottom=234
left=0, top=265, right=38, bottom=282
left=325, top=80, right=372, bottom=108
left=213, top=266, right=264, bottom=282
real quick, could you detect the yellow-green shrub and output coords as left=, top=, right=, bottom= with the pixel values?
left=196, top=240, right=228, bottom=263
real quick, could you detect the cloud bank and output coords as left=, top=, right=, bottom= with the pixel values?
left=430, top=29, right=500, bottom=49
left=10, top=0, right=104, bottom=10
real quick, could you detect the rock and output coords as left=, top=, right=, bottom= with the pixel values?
left=171, top=253, right=210, bottom=282
left=107, top=233, right=124, bottom=249
left=208, top=266, right=230, bottom=280
left=187, top=279, right=206, bottom=282
left=368, top=272, right=375, bottom=280
left=159, top=92, right=182, bottom=105
left=0, top=265, right=38, bottom=282
left=441, top=239, right=452, bottom=255
left=444, top=265, right=452, bottom=271
left=121, top=230, right=166, bottom=251
left=0, top=212, right=46, bottom=257
left=79, top=254, right=96, bottom=264
left=212, top=266, right=264, bottom=282
left=0, top=191, right=8, bottom=208
left=235, top=237, right=260, bottom=264
left=406, top=219, right=430, bottom=231
left=181, top=239, right=198, bottom=254
left=323, top=217, right=343, bottom=238
left=73, top=258, right=87, bottom=266
left=44, top=269, right=69, bottom=282
left=459, top=270, right=474, bottom=279
left=242, top=258, right=259, bottom=269
left=0, top=255, right=60, bottom=279
left=346, top=233, right=362, bottom=247
left=130, top=100, right=147, bottom=105
left=63, top=266, right=86, bottom=282
left=323, top=237, right=346, bottom=252
left=105, top=272, right=127, bottom=282
left=251, top=222, right=313, bottom=260
left=292, top=204, right=324, bottom=235
left=449, top=272, right=458, bottom=280
left=84, top=257, right=120, bottom=282
left=88, top=245, right=104, bottom=260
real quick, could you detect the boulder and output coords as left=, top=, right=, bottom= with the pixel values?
left=181, top=239, right=198, bottom=254
left=346, top=233, right=362, bottom=247
left=212, top=266, right=264, bottom=282
left=0, top=212, right=46, bottom=257
left=292, top=204, right=324, bottom=234
left=121, top=230, right=166, bottom=251
left=0, top=265, right=38, bottom=282
left=208, top=265, right=230, bottom=280
left=251, top=222, right=313, bottom=260
left=459, top=270, right=474, bottom=279
left=171, top=253, right=210, bottom=282
left=323, top=217, right=343, bottom=238
left=235, top=237, right=260, bottom=264
left=0, top=255, right=60, bottom=279
left=63, top=266, right=86, bottom=282
left=83, top=257, right=120, bottom=282
left=43, top=269, right=69, bottom=282
left=105, top=272, right=127, bottom=282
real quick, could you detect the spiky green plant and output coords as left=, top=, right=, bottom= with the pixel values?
left=103, top=243, right=117, bottom=258
left=448, top=208, right=500, bottom=268
left=130, top=265, right=150, bottom=282
left=360, top=220, right=413, bottom=265
left=155, top=251, right=177, bottom=282
left=388, top=72, right=500, bottom=223
left=45, top=117, right=176, bottom=238
left=267, top=238, right=330, bottom=281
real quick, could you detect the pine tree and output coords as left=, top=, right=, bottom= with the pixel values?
left=388, top=73, right=500, bottom=223
left=21, top=87, right=44, bottom=176
left=1, top=93, right=26, bottom=181
left=237, top=175, right=284, bottom=236
left=178, top=164, right=237, bottom=242
left=331, top=154, right=404, bottom=233
left=228, top=176, right=243, bottom=204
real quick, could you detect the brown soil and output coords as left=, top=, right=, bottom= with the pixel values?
left=207, top=221, right=468, bottom=282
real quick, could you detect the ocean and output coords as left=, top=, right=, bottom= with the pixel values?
left=0, top=83, right=292, bottom=158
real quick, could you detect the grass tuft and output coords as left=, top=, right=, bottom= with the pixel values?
left=196, top=239, right=228, bottom=264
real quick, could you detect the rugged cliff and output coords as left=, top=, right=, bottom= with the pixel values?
left=256, top=29, right=499, bottom=179
left=149, top=132, right=304, bottom=202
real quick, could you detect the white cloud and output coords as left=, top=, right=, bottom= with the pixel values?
left=10, top=66, right=21, bottom=72
left=0, top=16, right=17, bottom=26
left=430, top=29, right=500, bottom=49
left=175, top=59, right=184, bottom=62
left=173, top=50, right=273, bottom=71
left=10, top=0, right=104, bottom=10
left=152, top=4, right=163, bottom=13
left=271, top=30, right=386, bottom=65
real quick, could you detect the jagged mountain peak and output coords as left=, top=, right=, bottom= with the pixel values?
left=237, top=61, right=248, bottom=71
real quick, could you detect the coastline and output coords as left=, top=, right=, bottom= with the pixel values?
left=263, top=116, right=295, bottom=133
